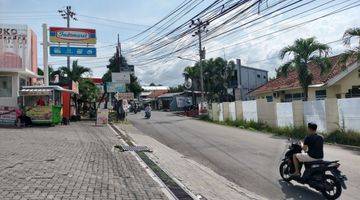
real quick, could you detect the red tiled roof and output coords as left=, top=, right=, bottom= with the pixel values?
left=252, top=54, right=357, bottom=94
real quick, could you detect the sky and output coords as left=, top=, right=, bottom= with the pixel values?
left=1, top=0, right=360, bottom=86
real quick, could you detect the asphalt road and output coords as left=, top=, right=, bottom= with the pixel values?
left=128, top=111, right=360, bottom=200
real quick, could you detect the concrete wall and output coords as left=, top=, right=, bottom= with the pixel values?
left=325, top=98, right=339, bottom=133
left=292, top=101, right=304, bottom=127
left=222, top=102, right=230, bottom=121
left=257, top=99, right=277, bottom=126
left=242, top=100, right=258, bottom=122
left=303, top=100, right=327, bottom=133
left=211, top=103, right=220, bottom=121
left=276, top=102, right=294, bottom=127
left=0, top=72, right=20, bottom=107
left=235, top=100, right=243, bottom=120
left=229, top=102, right=236, bottom=121
left=219, top=103, right=224, bottom=122
left=338, top=97, right=360, bottom=132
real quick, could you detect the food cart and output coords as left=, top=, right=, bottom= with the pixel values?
left=19, top=85, right=74, bottom=125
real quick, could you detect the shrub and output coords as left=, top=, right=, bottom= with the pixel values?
left=326, top=130, right=360, bottom=147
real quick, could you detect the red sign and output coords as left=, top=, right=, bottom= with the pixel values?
left=49, top=27, right=96, bottom=44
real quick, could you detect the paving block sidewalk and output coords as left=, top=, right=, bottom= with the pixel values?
left=117, top=123, right=267, bottom=200
left=0, top=122, right=168, bottom=200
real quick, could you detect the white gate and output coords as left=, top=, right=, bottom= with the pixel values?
left=303, top=100, right=326, bottom=133
left=338, top=98, right=360, bottom=132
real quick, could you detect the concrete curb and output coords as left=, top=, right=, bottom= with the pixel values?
left=108, top=124, right=177, bottom=200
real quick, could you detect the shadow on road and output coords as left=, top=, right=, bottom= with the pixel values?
left=278, top=180, right=325, bottom=200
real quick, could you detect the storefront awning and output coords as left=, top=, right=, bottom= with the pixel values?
left=20, top=88, right=52, bottom=96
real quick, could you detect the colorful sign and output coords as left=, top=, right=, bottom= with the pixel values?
left=112, top=72, right=130, bottom=84
left=106, top=82, right=126, bottom=93
left=115, top=92, right=134, bottom=100
left=26, top=106, right=52, bottom=121
left=0, top=24, right=37, bottom=71
left=49, top=46, right=96, bottom=57
left=96, top=109, right=108, bottom=125
left=0, top=106, right=17, bottom=125
left=49, top=27, right=96, bottom=44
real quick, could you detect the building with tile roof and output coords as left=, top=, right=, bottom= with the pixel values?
left=251, top=54, right=360, bottom=102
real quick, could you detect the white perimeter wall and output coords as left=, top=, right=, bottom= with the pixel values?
left=303, top=100, right=327, bottom=133
left=276, top=102, right=294, bottom=127
left=242, top=100, right=258, bottom=122
left=219, top=103, right=224, bottom=122
left=229, top=102, right=236, bottom=121
left=338, top=98, right=360, bottom=132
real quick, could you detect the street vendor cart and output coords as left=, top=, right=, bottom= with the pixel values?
left=19, top=85, right=74, bottom=125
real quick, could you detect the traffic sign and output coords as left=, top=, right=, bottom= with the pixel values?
left=49, top=46, right=96, bottom=57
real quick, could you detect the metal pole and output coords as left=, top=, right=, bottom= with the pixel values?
left=42, top=23, right=49, bottom=86
left=198, top=25, right=204, bottom=103
left=66, top=6, right=70, bottom=73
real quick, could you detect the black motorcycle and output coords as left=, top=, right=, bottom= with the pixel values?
left=145, top=111, right=151, bottom=119
left=279, top=141, right=347, bottom=200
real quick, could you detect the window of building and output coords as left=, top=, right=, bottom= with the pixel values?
left=0, top=76, right=12, bottom=97
left=292, top=93, right=304, bottom=101
left=266, top=95, right=273, bottom=102
left=257, top=74, right=261, bottom=78
left=315, top=90, right=327, bottom=100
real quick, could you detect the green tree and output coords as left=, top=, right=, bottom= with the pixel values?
left=128, top=74, right=143, bottom=98
left=183, top=57, right=235, bottom=103
left=169, top=85, right=185, bottom=93
left=53, top=60, right=91, bottom=84
left=38, top=66, right=57, bottom=83
left=341, top=27, right=360, bottom=64
left=278, top=37, right=331, bottom=101
left=78, top=79, right=100, bottom=117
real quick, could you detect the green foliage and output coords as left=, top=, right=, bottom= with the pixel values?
left=278, top=37, right=330, bottom=101
left=78, top=79, right=99, bottom=103
left=53, top=60, right=91, bottom=84
left=341, top=27, right=360, bottom=65
left=128, top=74, right=143, bottom=98
left=326, top=130, right=360, bottom=147
left=183, top=57, right=236, bottom=102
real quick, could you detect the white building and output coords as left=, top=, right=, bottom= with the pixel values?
left=0, top=24, right=39, bottom=107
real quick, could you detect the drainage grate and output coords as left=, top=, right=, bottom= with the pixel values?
left=115, top=145, right=152, bottom=152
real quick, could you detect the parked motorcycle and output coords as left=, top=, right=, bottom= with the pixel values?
left=279, top=141, right=347, bottom=200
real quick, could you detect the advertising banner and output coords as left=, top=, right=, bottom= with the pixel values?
left=49, top=46, right=96, bottom=57
left=96, top=109, right=108, bottom=125
left=115, top=92, right=134, bottom=100
left=0, top=24, right=31, bottom=70
left=26, top=106, right=52, bottom=121
left=176, top=96, right=192, bottom=108
left=111, top=72, right=130, bottom=84
left=106, top=82, right=126, bottom=93
left=49, top=27, right=96, bottom=44
left=0, top=106, right=17, bottom=125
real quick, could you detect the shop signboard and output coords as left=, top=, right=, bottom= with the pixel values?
left=49, top=27, right=96, bottom=44
left=112, top=72, right=130, bottom=84
left=0, top=24, right=36, bottom=71
left=49, top=46, right=96, bottom=57
left=0, top=106, right=17, bottom=125
left=106, top=82, right=126, bottom=93
left=26, top=106, right=52, bottom=121
left=114, top=92, right=134, bottom=100
left=96, top=109, right=108, bottom=125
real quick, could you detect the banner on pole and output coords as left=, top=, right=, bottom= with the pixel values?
left=106, top=82, right=126, bottom=93
left=115, top=92, right=134, bottom=100
left=112, top=72, right=130, bottom=84
left=49, top=27, right=96, bottom=44
left=49, top=46, right=96, bottom=57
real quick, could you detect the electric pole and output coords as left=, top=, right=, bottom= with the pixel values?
left=190, top=18, right=209, bottom=110
left=58, top=6, right=77, bottom=118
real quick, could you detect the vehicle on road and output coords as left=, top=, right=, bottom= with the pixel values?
left=145, top=110, right=151, bottom=119
left=279, top=141, right=347, bottom=200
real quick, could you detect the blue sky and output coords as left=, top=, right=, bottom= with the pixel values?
left=1, top=0, right=360, bottom=86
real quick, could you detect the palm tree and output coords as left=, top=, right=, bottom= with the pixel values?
left=341, top=27, right=360, bottom=64
left=54, top=60, right=91, bottom=83
left=278, top=37, right=331, bottom=101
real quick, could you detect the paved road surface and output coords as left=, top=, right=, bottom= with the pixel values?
left=0, top=122, right=167, bottom=200
left=128, top=111, right=360, bottom=200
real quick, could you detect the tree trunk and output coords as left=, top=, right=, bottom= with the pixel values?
left=303, top=86, right=309, bottom=101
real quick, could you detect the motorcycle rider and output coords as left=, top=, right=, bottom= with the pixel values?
left=292, top=122, right=324, bottom=176
left=144, top=104, right=151, bottom=117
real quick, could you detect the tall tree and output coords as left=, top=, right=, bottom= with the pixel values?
left=78, top=79, right=100, bottom=117
left=278, top=37, right=331, bottom=101
left=341, top=27, right=360, bottom=64
left=54, top=60, right=91, bottom=84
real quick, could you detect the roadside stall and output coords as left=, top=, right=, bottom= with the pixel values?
left=19, top=85, right=73, bottom=125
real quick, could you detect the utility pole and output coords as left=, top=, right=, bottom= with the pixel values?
left=190, top=18, right=209, bottom=111
left=58, top=6, right=77, bottom=117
